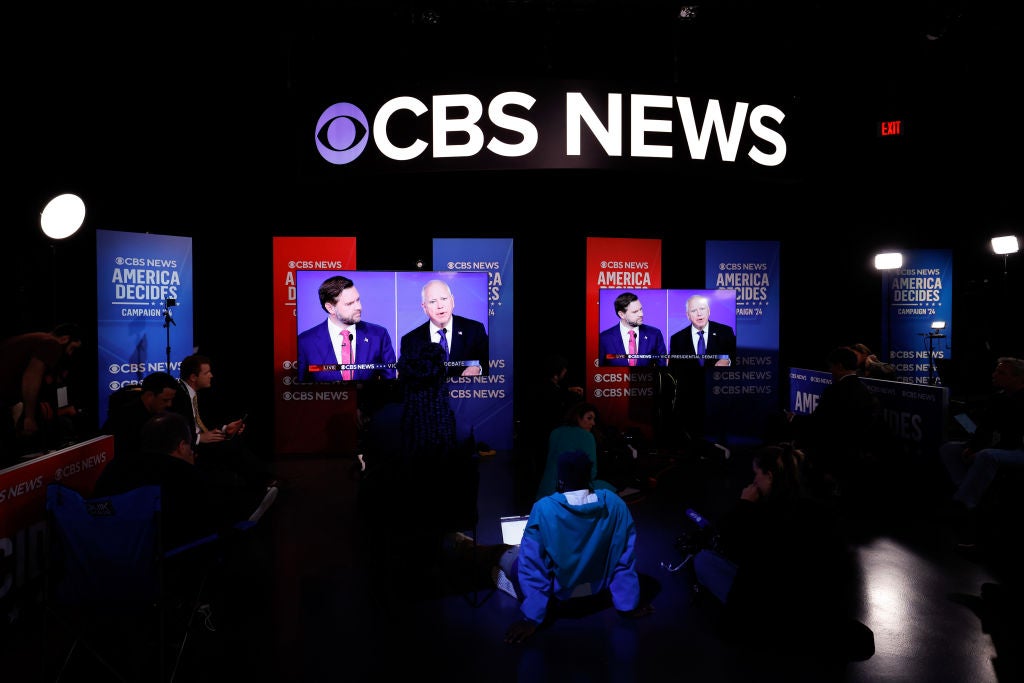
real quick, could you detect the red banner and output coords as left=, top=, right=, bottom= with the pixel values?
left=585, top=238, right=663, bottom=441
left=272, top=237, right=359, bottom=455
left=0, top=435, right=113, bottom=606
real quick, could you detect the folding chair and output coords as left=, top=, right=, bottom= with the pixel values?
left=44, top=483, right=170, bottom=682
left=43, top=482, right=278, bottom=682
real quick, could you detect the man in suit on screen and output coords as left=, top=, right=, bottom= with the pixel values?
left=297, top=275, right=397, bottom=383
left=400, top=279, right=489, bottom=377
left=597, top=292, right=668, bottom=367
left=668, top=293, right=737, bottom=441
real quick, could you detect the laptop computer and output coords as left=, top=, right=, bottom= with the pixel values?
left=500, top=515, right=530, bottom=546
left=953, top=413, right=977, bottom=435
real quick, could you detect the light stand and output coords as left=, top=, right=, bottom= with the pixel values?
left=40, top=193, right=86, bottom=327
left=874, top=252, right=903, bottom=365
left=991, top=235, right=1019, bottom=301
left=162, top=298, right=177, bottom=370
left=925, top=320, right=946, bottom=386
left=925, top=333, right=945, bottom=385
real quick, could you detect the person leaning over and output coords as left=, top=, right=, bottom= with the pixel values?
left=101, top=371, right=180, bottom=461
left=0, top=323, right=83, bottom=462
left=498, top=449, right=654, bottom=644
left=849, top=343, right=897, bottom=381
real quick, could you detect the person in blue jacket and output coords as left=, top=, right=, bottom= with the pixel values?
left=497, top=449, right=654, bottom=643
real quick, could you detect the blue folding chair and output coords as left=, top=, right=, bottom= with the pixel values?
left=44, top=480, right=280, bottom=682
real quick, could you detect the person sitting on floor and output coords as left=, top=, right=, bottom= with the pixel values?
left=938, top=356, right=1024, bottom=549
left=535, top=401, right=618, bottom=500
left=477, top=449, right=654, bottom=644
left=690, top=443, right=870, bottom=659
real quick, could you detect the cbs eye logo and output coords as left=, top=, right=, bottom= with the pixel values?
left=315, top=102, right=370, bottom=165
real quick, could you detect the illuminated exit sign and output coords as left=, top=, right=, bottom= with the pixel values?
left=878, top=120, right=904, bottom=137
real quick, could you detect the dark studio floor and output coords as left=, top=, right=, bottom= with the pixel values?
left=7, top=440, right=1024, bottom=683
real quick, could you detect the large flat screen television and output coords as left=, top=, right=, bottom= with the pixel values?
left=295, top=270, right=491, bottom=383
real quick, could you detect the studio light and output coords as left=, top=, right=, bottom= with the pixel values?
left=874, top=250, right=903, bottom=365
left=991, top=235, right=1019, bottom=255
left=874, top=252, right=903, bottom=270
left=991, top=234, right=1018, bottom=297
left=930, top=320, right=946, bottom=330
left=40, top=193, right=86, bottom=240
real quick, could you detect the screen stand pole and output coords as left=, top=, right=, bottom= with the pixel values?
left=163, top=308, right=176, bottom=371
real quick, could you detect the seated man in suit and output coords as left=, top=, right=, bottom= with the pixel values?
left=400, top=278, right=489, bottom=377
left=95, top=411, right=234, bottom=549
left=101, top=371, right=180, bottom=459
left=297, top=275, right=398, bottom=383
left=597, top=292, right=667, bottom=367
left=172, top=353, right=277, bottom=507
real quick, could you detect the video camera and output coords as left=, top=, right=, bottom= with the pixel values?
left=673, top=508, right=721, bottom=556
left=661, top=507, right=721, bottom=577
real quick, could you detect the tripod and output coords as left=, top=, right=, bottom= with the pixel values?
left=926, top=332, right=945, bottom=385
left=163, top=299, right=176, bottom=370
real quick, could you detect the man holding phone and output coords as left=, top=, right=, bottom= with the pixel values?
left=172, top=354, right=278, bottom=506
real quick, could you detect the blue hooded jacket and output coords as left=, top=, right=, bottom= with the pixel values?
left=517, top=489, right=641, bottom=624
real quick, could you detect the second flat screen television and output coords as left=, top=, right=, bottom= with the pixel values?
left=597, top=288, right=738, bottom=367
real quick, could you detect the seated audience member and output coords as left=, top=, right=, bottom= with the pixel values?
left=848, top=343, right=897, bottom=381
left=785, top=346, right=881, bottom=497
left=691, top=444, right=867, bottom=657
left=482, top=450, right=654, bottom=643
left=171, top=353, right=277, bottom=507
left=94, top=412, right=240, bottom=549
left=938, top=356, right=1024, bottom=549
left=101, top=371, right=180, bottom=460
left=94, top=411, right=274, bottom=645
left=535, top=401, right=618, bottom=499
left=519, top=353, right=584, bottom=496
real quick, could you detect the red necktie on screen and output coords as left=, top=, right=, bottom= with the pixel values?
left=340, top=330, right=352, bottom=381
left=697, top=329, right=706, bottom=367
left=438, top=328, right=450, bottom=360
left=628, top=329, right=637, bottom=367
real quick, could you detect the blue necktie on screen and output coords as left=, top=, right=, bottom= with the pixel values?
left=697, top=329, right=706, bottom=367
left=438, top=328, right=450, bottom=360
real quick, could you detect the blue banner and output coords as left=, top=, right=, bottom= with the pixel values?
left=95, top=230, right=194, bottom=427
left=432, top=239, right=514, bottom=451
left=788, top=368, right=949, bottom=458
left=705, top=241, right=780, bottom=443
left=883, top=249, right=953, bottom=386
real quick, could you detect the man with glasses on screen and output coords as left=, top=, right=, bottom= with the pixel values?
left=297, top=275, right=398, bottom=383
left=400, top=279, right=489, bottom=377
left=668, top=293, right=736, bottom=442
